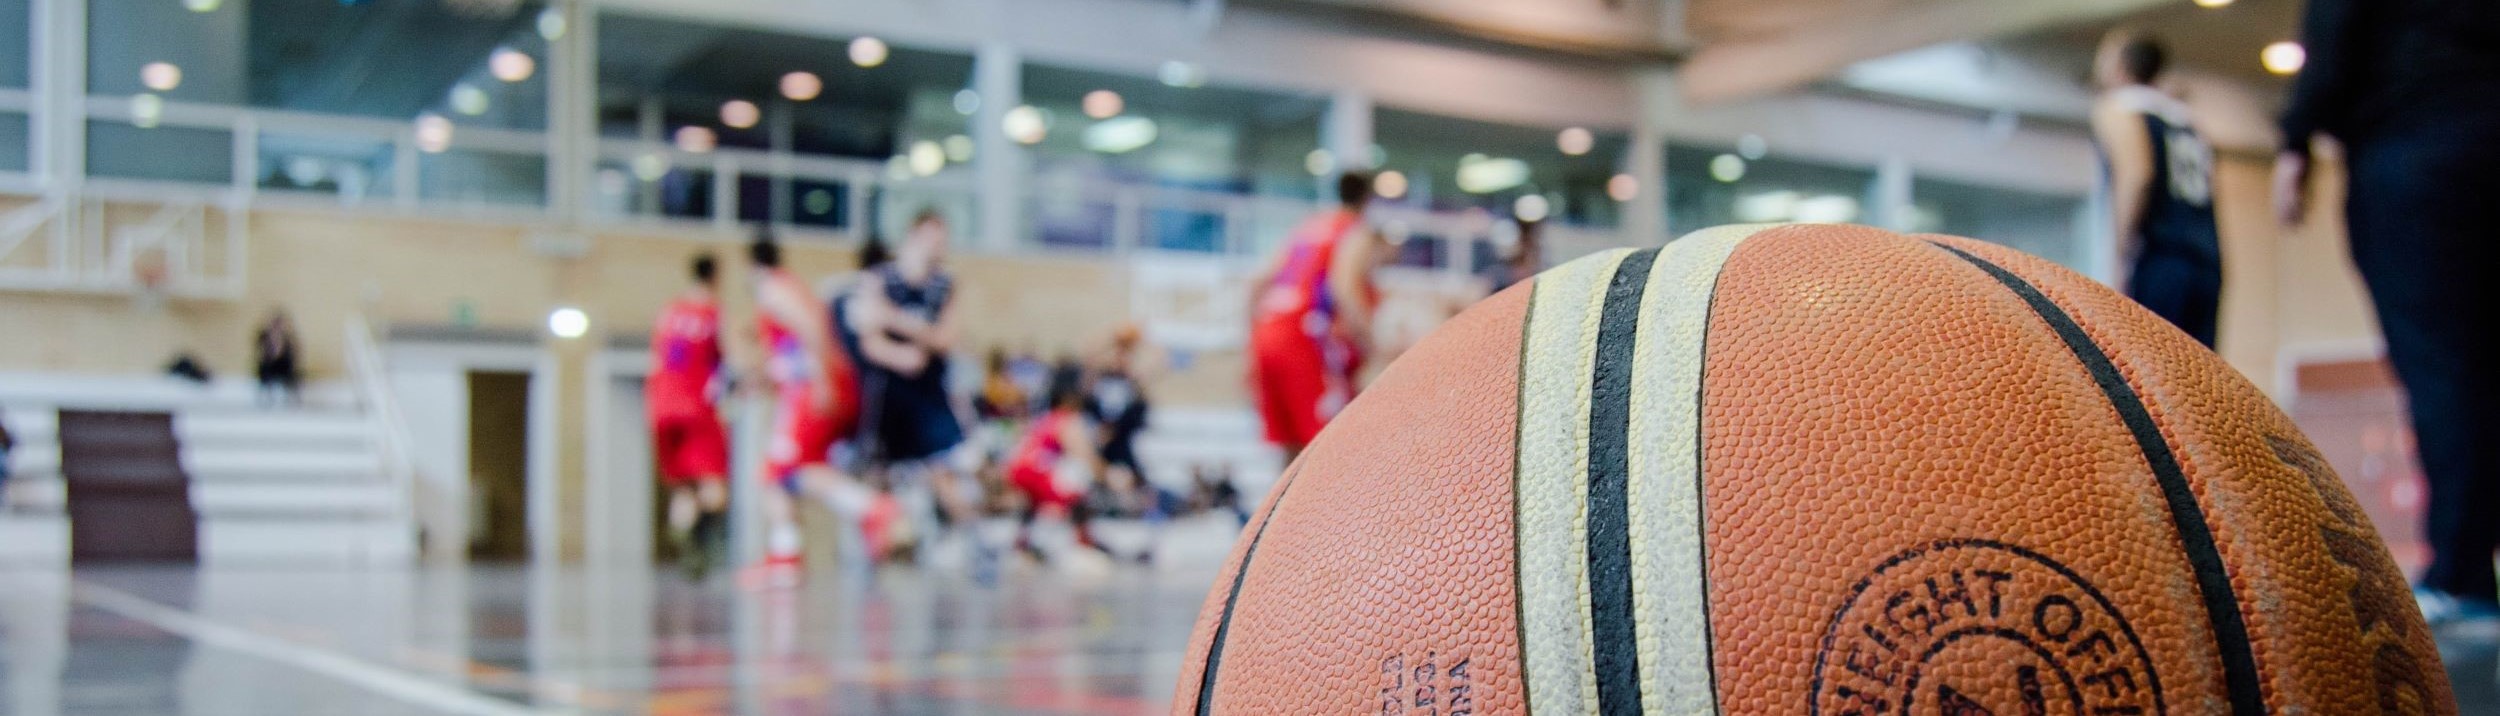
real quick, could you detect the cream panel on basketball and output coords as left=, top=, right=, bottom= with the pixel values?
left=1623, top=224, right=1765, bottom=715
left=1514, top=248, right=1631, bottom=716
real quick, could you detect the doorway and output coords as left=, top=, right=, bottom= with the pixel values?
left=467, top=371, right=532, bottom=561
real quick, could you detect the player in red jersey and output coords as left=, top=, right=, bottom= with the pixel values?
left=749, top=232, right=896, bottom=586
left=1247, top=172, right=1389, bottom=463
left=1006, top=366, right=1109, bottom=559
left=650, top=253, right=731, bottom=579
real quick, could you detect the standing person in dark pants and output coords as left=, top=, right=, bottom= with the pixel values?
left=255, top=310, right=302, bottom=407
left=2275, top=0, right=2500, bottom=625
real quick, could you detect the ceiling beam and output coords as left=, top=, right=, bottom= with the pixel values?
left=1676, top=0, right=2167, bottom=105
left=1226, top=0, right=1682, bottom=67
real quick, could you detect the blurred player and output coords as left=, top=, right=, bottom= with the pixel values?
left=648, top=253, right=730, bottom=579
left=844, top=210, right=988, bottom=564
left=1248, top=172, right=1388, bottom=463
left=2091, top=30, right=2223, bottom=347
left=1007, top=366, right=1109, bottom=560
left=748, top=231, right=881, bottom=586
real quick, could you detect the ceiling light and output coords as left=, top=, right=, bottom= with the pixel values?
left=909, top=140, right=945, bottom=175
left=953, top=89, right=980, bottom=115
left=547, top=307, right=588, bottom=339
left=1082, top=90, right=1124, bottom=120
left=184, top=0, right=221, bottom=11
left=1513, top=194, right=1551, bottom=223
left=131, top=94, right=164, bottom=128
left=1003, top=105, right=1047, bottom=145
left=781, top=72, right=822, bottom=101
left=720, top=100, right=759, bottom=129
left=415, top=114, right=454, bottom=153
left=1709, top=154, right=1746, bottom=183
left=1083, top=116, right=1158, bottom=154
left=140, top=62, right=182, bottom=92
left=1456, top=155, right=1529, bottom=194
left=849, top=37, right=889, bottom=68
left=631, top=153, right=668, bottom=181
left=1737, top=133, right=1768, bottom=160
left=1158, top=61, right=1205, bottom=88
left=675, top=126, right=717, bottom=154
left=1556, top=127, right=1593, bottom=156
left=2193, top=0, right=2231, bottom=7
left=943, top=134, right=974, bottom=162
left=450, top=84, right=490, bottom=116
left=536, top=8, right=566, bottom=39
left=1608, top=173, right=1638, bottom=202
left=1374, top=170, right=1408, bottom=199
left=1304, top=149, right=1335, bottom=177
left=2262, top=41, right=2305, bottom=76
left=489, top=48, right=535, bottom=83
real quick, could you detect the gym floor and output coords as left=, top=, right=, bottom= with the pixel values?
left=3, top=544, right=2494, bottom=714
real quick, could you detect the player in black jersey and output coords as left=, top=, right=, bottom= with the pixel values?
left=2091, top=30, right=2223, bottom=348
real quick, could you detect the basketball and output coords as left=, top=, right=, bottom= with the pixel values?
left=1175, top=224, right=2452, bottom=714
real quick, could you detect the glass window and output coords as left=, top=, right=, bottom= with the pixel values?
left=1372, top=108, right=1629, bottom=228
left=420, top=149, right=545, bottom=208
left=595, top=14, right=972, bottom=163
left=89, top=121, right=232, bottom=184
left=1911, top=177, right=2089, bottom=268
left=89, top=0, right=550, bottom=130
left=256, top=131, right=395, bottom=203
left=1665, top=144, right=1877, bottom=232
left=0, top=112, right=26, bottom=172
left=1017, top=63, right=1327, bottom=202
left=0, top=0, right=28, bottom=89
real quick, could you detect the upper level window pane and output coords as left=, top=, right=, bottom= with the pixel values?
left=1373, top=108, right=1628, bottom=228
left=1665, top=144, right=1876, bottom=232
left=89, top=0, right=549, bottom=130
left=1018, top=63, right=1327, bottom=201
left=596, top=14, right=972, bottom=162
left=1912, top=177, right=2088, bottom=269
left=0, top=0, right=29, bottom=89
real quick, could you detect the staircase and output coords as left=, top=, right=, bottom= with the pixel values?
left=0, top=374, right=415, bottom=566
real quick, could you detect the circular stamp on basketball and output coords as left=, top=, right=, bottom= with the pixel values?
left=1810, top=539, right=2165, bottom=715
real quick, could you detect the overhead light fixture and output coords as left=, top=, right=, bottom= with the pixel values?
left=1082, top=90, right=1124, bottom=120
left=140, top=62, right=182, bottom=92
left=952, top=89, right=980, bottom=116
left=2193, top=0, right=2231, bottom=7
left=1734, top=190, right=1800, bottom=223
left=1556, top=127, right=1593, bottom=156
left=1304, top=149, right=1336, bottom=177
left=720, top=100, right=760, bottom=129
left=415, top=114, right=455, bottom=153
left=675, top=126, right=717, bottom=154
left=885, top=155, right=914, bottom=181
left=909, top=140, right=946, bottom=175
left=849, top=37, right=889, bottom=68
left=131, top=94, right=164, bottom=128
left=536, top=8, right=567, bottom=39
left=489, top=48, right=535, bottom=83
left=2262, top=41, right=2305, bottom=75
left=547, top=307, right=589, bottom=339
left=781, top=71, right=822, bottom=101
left=1794, top=194, right=1861, bottom=223
left=1003, top=105, right=1048, bottom=145
left=1709, top=154, right=1747, bottom=183
left=943, top=134, right=975, bottom=162
left=450, top=83, right=490, bottom=115
left=1456, top=154, right=1530, bottom=194
left=184, top=0, right=222, bottom=11
left=1083, top=116, right=1158, bottom=154
left=803, top=189, right=835, bottom=216
left=1608, top=173, right=1639, bottom=202
left=631, top=153, right=668, bottom=181
left=1374, top=170, right=1408, bottom=199
left=1737, top=133, right=1768, bottom=160
left=1513, top=194, right=1551, bottom=223
left=1158, top=60, right=1205, bottom=88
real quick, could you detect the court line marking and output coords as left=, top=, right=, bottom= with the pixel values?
left=70, top=579, right=569, bottom=716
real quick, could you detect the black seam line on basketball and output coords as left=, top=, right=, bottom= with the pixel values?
left=1588, top=246, right=1659, bottom=716
left=1194, top=464, right=1302, bottom=716
left=1926, top=242, right=2263, bottom=716
left=1509, top=271, right=1542, bottom=713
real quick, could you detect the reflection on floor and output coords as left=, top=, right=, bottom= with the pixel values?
left=2, top=528, right=2495, bottom=714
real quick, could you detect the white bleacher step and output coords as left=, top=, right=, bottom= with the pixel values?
left=5, top=478, right=399, bottom=518
left=200, top=518, right=415, bottom=566
left=184, top=451, right=383, bottom=483
left=1, top=410, right=368, bottom=451
left=0, top=513, right=69, bottom=565
left=0, top=373, right=358, bottom=413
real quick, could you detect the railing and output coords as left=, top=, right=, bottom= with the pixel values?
left=343, top=315, right=421, bottom=543
left=0, top=193, right=247, bottom=298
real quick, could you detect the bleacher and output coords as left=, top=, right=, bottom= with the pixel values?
left=0, top=373, right=414, bottom=566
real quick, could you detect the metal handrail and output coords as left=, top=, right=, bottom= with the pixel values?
left=342, top=315, right=419, bottom=535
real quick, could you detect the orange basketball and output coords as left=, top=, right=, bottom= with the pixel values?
left=1177, top=224, right=2451, bottom=715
